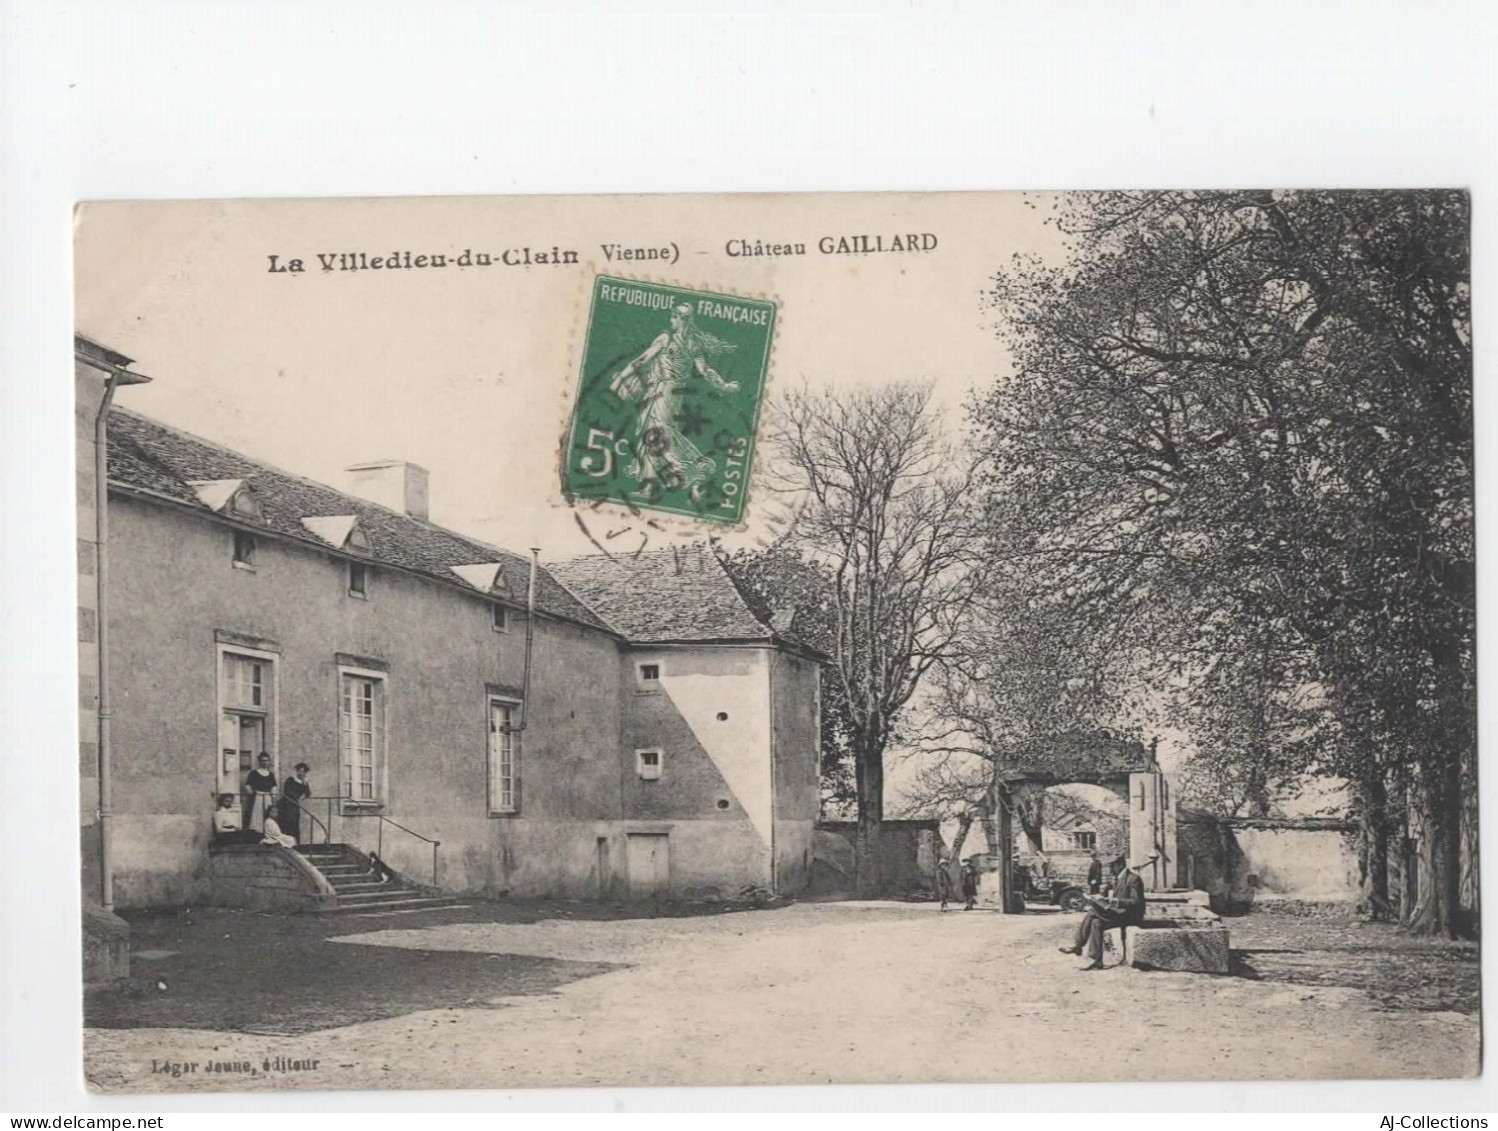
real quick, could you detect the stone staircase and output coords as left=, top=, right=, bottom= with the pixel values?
left=296, top=843, right=465, bottom=915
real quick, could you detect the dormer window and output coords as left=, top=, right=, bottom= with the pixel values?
left=190, top=478, right=262, bottom=521
left=492, top=604, right=509, bottom=633
left=232, top=530, right=257, bottom=568
left=451, top=562, right=513, bottom=598
left=348, top=561, right=368, bottom=599
left=302, top=514, right=365, bottom=552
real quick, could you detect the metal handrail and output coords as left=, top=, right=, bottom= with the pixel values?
left=366, top=813, right=441, bottom=887
left=289, top=792, right=441, bottom=886
left=287, top=796, right=331, bottom=845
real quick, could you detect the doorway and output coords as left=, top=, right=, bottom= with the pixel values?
left=626, top=833, right=669, bottom=899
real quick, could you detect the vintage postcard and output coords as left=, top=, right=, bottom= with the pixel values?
left=73, top=190, right=1477, bottom=1093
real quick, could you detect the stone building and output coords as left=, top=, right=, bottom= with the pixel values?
left=87, top=369, right=821, bottom=911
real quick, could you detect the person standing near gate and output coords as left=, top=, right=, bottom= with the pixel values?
left=934, top=854, right=954, bottom=911
left=1087, top=851, right=1104, bottom=894
left=961, top=857, right=980, bottom=911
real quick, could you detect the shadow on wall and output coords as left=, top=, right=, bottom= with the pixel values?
left=808, top=820, right=940, bottom=897
left=1177, top=811, right=1360, bottom=915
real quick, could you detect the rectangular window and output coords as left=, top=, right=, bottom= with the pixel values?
left=348, top=561, right=368, bottom=598
left=222, top=652, right=265, bottom=708
left=635, top=748, right=663, bottom=781
left=1073, top=831, right=1097, bottom=850
left=636, top=661, right=661, bottom=690
left=492, top=604, right=509, bottom=633
left=339, top=670, right=385, bottom=804
left=232, top=530, right=256, bottom=568
left=488, top=696, right=521, bottom=814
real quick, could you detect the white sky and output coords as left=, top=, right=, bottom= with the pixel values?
left=75, top=192, right=1069, bottom=560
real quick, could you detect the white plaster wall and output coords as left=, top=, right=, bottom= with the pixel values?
left=633, top=647, right=772, bottom=847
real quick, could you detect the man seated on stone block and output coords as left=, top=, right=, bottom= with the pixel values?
left=1059, top=853, right=1155, bottom=970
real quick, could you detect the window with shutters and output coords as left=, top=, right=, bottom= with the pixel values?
left=338, top=668, right=385, bottom=805
left=488, top=696, right=522, bottom=815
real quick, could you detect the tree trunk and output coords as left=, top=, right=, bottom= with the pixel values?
left=1356, top=765, right=1391, bottom=920
left=1404, top=755, right=1463, bottom=939
left=947, top=811, right=973, bottom=892
left=852, top=731, right=885, bottom=898
left=1245, top=754, right=1272, bottom=819
left=1014, top=785, right=1045, bottom=855
left=1458, top=748, right=1480, bottom=939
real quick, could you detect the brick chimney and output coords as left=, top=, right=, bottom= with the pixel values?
left=345, top=460, right=429, bottom=522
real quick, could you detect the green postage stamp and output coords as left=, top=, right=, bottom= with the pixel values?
left=562, top=275, right=777, bottom=525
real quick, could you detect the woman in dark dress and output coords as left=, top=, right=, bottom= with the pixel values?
left=243, top=753, right=277, bottom=833
left=279, top=762, right=312, bottom=844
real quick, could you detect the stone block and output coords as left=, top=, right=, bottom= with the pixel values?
left=1125, top=925, right=1230, bottom=974
left=1103, top=927, right=1126, bottom=966
left=1144, top=900, right=1219, bottom=921
left=82, top=900, right=130, bottom=984
left=974, top=871, right=1005, bottom=909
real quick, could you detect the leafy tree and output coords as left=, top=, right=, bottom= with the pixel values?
left=977, top=190, right=1473, bottom=936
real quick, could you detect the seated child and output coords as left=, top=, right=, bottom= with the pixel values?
left=260, top=811, right=297, bottom=849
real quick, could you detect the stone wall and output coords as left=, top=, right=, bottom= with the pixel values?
left=1177, top=814, right=1359, bottom=911
left=207, top=844, right=334, bottom=913
left=810, top=819, right=940, bottom=896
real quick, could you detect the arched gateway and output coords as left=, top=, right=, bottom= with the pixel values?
left=981, top=732, right=1179, bottom=913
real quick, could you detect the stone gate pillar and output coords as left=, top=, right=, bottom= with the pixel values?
left=1128, top=771, right=1179, bottom=891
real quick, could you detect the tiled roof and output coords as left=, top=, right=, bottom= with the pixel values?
left=105, top=408, right=610, bottom=632
left=548, top=547, right=774, bottom=644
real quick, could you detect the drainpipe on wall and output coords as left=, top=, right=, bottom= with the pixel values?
left=513, top=548, right=539, bottom=732
left=86, top=352, right=148, bottom=910
left=767, top=648, right=780, bottom=895
left=94, top=370, right=122, bottom=911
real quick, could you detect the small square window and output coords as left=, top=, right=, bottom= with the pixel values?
left=348, top=561, right=368, bottom=598
left=492, top=604, right=509, bottom=633
left=637, top=662, right=660, bottom=686
left=636, top=748, right=663, bottom=780
left=232, top=530, right=256, bottom=568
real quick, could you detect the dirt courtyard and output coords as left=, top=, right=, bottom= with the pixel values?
left=85, top=901, right=1479, bottom=1093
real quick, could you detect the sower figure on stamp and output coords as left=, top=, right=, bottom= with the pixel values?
left=610, top=302, right=739, bottom=496
left=1060, top=853, right=1155, bottom=970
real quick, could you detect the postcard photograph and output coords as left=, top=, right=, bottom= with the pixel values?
left=72, top=189, right=1477, bottom=1093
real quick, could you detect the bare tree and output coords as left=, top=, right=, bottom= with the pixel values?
left=766, top=382, right=982, bottom=896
